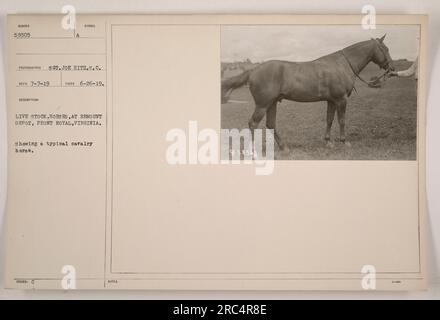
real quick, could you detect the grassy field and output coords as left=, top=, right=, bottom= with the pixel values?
left=221, top=61, right=417, bottom=160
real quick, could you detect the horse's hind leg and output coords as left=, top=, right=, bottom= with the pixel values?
left=325, top=101, right=336, bottom=147
left=248, top=105, right=267, bottom=155
left=248, top=105, right=266, bottom=133
left=266, top=102, right=287, bottom=151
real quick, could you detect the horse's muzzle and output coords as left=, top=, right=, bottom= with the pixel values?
left=383, top=62, right=395, bottom=71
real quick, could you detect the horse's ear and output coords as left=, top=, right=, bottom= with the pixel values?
left=379, top=34, right=386, bottom=43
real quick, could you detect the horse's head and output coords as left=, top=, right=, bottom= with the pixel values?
left=371, top=34, right=395, bottom=71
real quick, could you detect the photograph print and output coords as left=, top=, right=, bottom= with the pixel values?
left=220, top=25, right=420, bottom=160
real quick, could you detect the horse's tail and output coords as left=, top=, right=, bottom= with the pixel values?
left=221, top=70, right=251, bottom=103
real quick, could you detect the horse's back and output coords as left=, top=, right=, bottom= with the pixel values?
left=248, top=58, right=352, bottom=103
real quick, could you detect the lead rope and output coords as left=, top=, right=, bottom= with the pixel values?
left=340, top=49, right=372, bottom=87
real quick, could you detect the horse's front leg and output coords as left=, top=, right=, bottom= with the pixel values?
left=325, top=101, right=336, bottom=147
left=336, top=98, right=350, bottom=147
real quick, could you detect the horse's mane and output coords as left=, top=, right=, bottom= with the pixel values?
left=313, top=39, right=373, bottom=62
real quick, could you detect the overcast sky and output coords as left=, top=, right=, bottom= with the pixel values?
left=221, top=25, right=419, bottom=63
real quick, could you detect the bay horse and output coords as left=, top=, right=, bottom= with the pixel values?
left=221, top=35, right=395, bottom=150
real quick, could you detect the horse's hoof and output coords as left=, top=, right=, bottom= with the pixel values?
left=326, top=141, right=334, bottom=148
left=343, top=141, right=351, bottom=148
left=279, top=145, right=289, bottom=153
